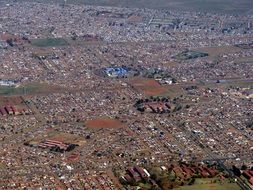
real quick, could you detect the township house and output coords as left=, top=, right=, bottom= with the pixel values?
left=243, top=170, right=253, bottom=185
left=0, top=105, right=28, bottom=116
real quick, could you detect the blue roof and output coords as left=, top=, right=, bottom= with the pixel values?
left=105, top=67, right=128, bottom=76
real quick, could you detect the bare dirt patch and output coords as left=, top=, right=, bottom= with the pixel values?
left=85, top=118, right=124, bottom=129
left=129, top=78, right=168, bottom=96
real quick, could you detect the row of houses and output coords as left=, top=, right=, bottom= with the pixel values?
left=0, top=105, right=29, bottom=116
left=242, top=170, right=253, bottom=185
left=144, top=102, right=171, bottom=113
left=27, top=139, right=79, bottom=153
left=120, top=166, right=150, bottom=183
left=120, top=164, right=219, bottom=187
left=172, top=165, right=218, bottom=180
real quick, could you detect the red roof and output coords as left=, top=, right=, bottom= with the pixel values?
left=249, top=177, right=253, bottom=185
left=134, top=166, right=148, bottom=179
left=5, top=106, right=13, bottom=114
left=0, top=108, right=7, bottom=115
left=249, top=170, right=253, bottom=177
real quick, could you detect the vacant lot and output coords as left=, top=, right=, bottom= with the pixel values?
left=85, top=118, right=124, bottom=129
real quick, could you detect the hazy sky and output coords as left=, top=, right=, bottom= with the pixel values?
left=11, top=0, right=253, bottom=14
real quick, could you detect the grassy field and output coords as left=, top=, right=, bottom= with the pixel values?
left=30, top=37, right=103, bottom=47
left=18, top=0, right=253, bottom=14
left=31, top=38, right=68, bottom=47
left=174, top=51, right=209, bottom=60
left=0, top=83, right=64, bottom=96
left=0, top=85, right=39, bottom=96
left=177, top=179, right=240, bottom=190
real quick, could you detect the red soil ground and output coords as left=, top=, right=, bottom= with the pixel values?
left=85, top=118, right=124, bottom=129
left=130, top=78, right=168, bottom=96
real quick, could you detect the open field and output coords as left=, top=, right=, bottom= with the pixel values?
left=28, top=131, right=86, bottom=146
left=177, top=179, right=240, bottom=190
left=198, top=78, right=253, bottom=89
left=173, top=50, right=208, bottom=60
left=31, top=38, right=69, bottom=47
left=235, top=42, right=253, bottom=49
left=129, top=78, right=186, bottom=97
left=67, top=38, right=102, bottom=46
left=129, top=78, right=168, bottom=96
left=17, top=0, right=253, bottom=14
left=129, top=78, right=187, bottom=98
left=30, top=37, right=103, bottom=47
left=0, top=83, right=64, bottom=96
left=194, top=45, right=241, bottom=58
left=47, top=132, right=85, bottom=145
left=0, top=85, right=39, bottom=96
left=234, top=56, right=253, bottom=64
left=85, top=118, right=124, bottom=129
